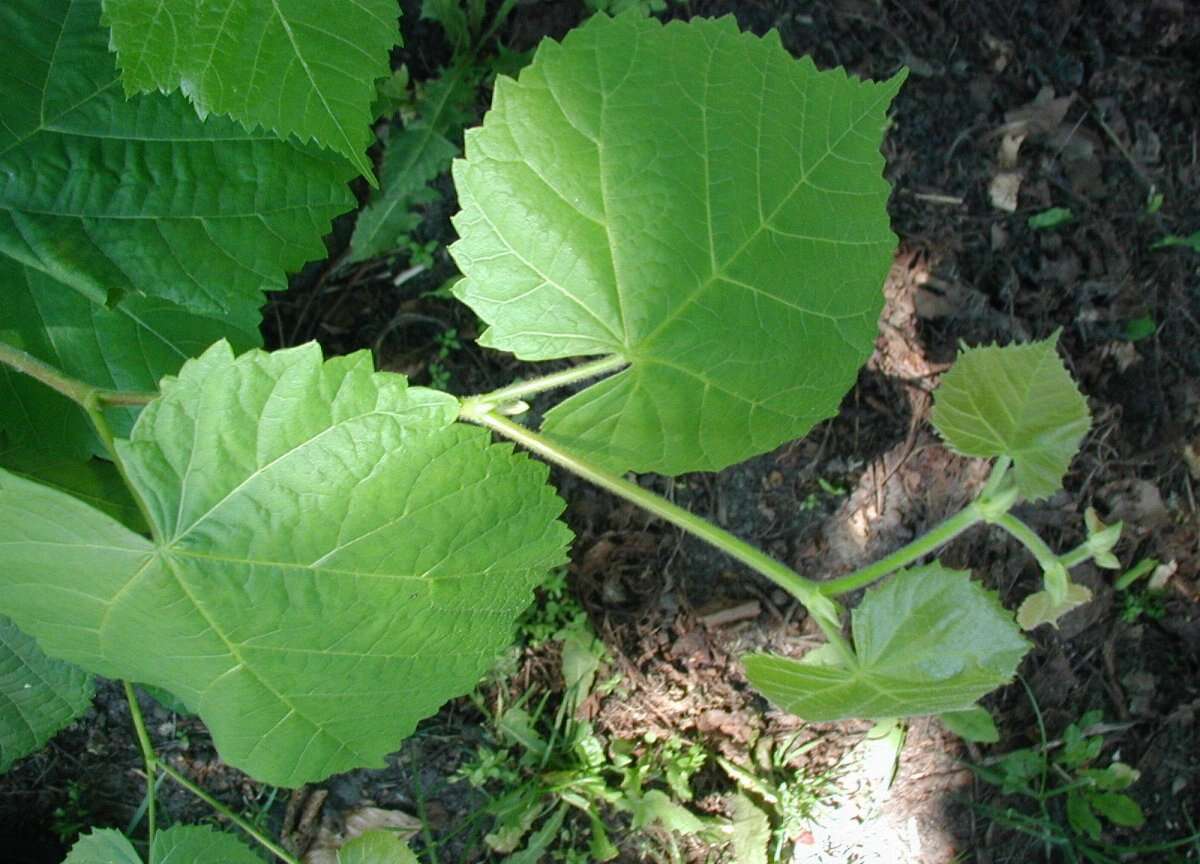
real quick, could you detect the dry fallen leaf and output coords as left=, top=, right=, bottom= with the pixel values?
left=304, top=806, right=422, bottom=864
left=989, top=172, right=1023, bottom=212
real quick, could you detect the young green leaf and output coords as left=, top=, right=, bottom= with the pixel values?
left=62, top=829, right=143, bottom=864
left=100, top=0, right=400, bottom=179
left=351, top=68, right=478, bottom=262
left=0, top=615, right=94, bottom=773
left=1, top=0, right=356, bottom=457
left=931, top=336, right=1090, bottom=500
left=0, top=342, right=571, bottom=787
left=1088, top=792, right=1145, bottom=828
left=1027, top=207, right=1074, bottom=230
left=337, top=830, right=420, bottom=864
left=628, top=789, right=705, bottom=834
left=729, top=793, right=770, bottom=864
left=1152, top=230, right=1200, bottom=253
left=939, top=705, right=1000, bottom=743
left=1016, top=582, right=1092, bottom=631
left=451, top=14, right=905, bottom=475
left=504, top=802, right=569, bottom=864
left=744, top=565, right=1029, bottom=720
left=153, top=825, right=264, bottom=863
left=1067, top=791, right=1103, bottom=841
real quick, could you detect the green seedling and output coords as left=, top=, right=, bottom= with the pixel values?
left=718, top=734, right=832, bottom=862
left=1152, top=230, right=1200, bottom=253
left=972, top=709, right=1146, bottom=862
left=1028, top=207, right=1075, bottom=230
left=970, top=690, right=1199, bottom=863
left=1114, top=557, right=1167, bottom=623
left=0, top=7, right=1124, bottom=862
left=459, top=616, right=711, bottom=862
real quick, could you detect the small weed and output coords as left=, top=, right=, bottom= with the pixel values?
left=1119, top=589, right=1166, bottom=624
left=426, top=327, right=463, bottom=391
left=458, top=607, right=717, bottom=861
left=718, top=733, right=832, bottom=862
left=51, top=781, right=89, bottom=845
left=969, top=687, right=1199, bottom=863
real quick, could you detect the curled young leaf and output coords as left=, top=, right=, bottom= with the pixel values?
left=451, top=14, right=905, bottom=475
left=931, top=335, right=1090, bottom=500
left=1016, top=582, right=1093, bottom=631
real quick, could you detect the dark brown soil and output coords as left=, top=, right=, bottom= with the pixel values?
left=3, top=1, right=1197, bottom=862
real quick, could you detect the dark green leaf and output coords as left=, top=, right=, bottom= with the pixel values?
left=0, top=615, right=94, bottom=773
left=101, top=0, right=401, bottom=178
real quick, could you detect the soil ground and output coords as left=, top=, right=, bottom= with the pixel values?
left=3, top=1, right=1198, bottom=862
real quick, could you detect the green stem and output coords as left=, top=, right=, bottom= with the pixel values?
left=464, top=355, right=627, bottom=409
left=467, top=411, right=855, bottom=658
left=82, top=394, right=159, bottom=539
left=157, top=762, right=302, bottom=864
left=122, top=682, right=158, bottom=859
left=0, top=341, right=159, bottom=535
left=818, top=457, right=1018, bottom=597
left=818, top=503, right=986, bottom=597
left=1058, top=541, right=1097, bottom=571
left=0, top=341, right=155, bottom=406
left=994, top=513, right=1059, bottom=571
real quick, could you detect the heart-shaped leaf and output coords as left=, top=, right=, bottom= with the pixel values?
left=451, top=14, right=905, bottom=474
left=931, top=336, right=1090, bottom=500
left=0, top=343, right=571, bottom=786
left=744, top=565, right=1029, bottom=720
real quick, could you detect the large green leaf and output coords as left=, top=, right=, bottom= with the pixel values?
left=931, top=336, right=1090, bottom=500
left=62, top=830, right=143, bottom=864
left=0, top=342, right=572, bottom=786
left=61, top=826, right=262, bottom=864
left=100, top=0, right=400, bottom=179
left=154, top=825, right=263, bottom=863
left=0, top=0, right=357, bottom=464
left=0, top=614, right=94, bottom=773
left=451, top=14, right=904, bottom=475
left=744, top=565, right=1029, bottom=720
left=338, top=831, right=419, bottom=864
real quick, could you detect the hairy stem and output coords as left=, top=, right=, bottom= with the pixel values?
left=464, top=355, right=628, bottom=409
left=817, top=504, right=986, bottom=597
left=467, top=411, right=858, bottom=655
left=471, top=412, right=820, bottom=599
left=818, top=458, right=1018, bottom=597
left=122, top=682, right=158, bottom=860
left=82, top=394, right=159, bottom=540
left=994, top=513, right=1060, bottom=571
left=157, top=762, right=302, bottom=864
left=0, top=341, right=155, bottom=406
